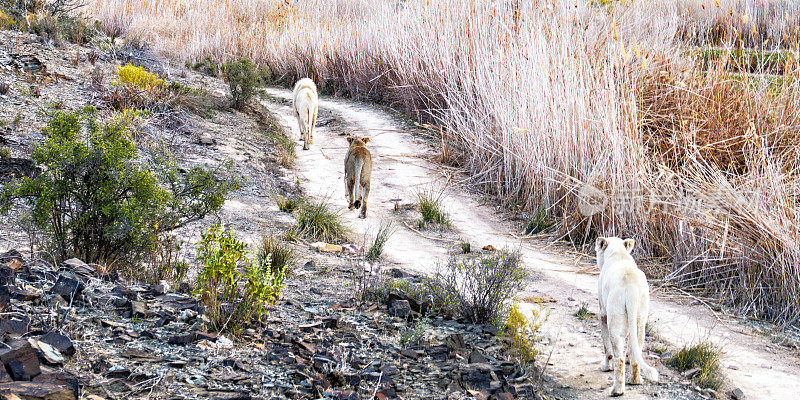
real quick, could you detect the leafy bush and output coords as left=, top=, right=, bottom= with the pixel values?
left=188, top=56, right=220, bottom=76
left=0, top=10, right=17, bottom=29
left=115, top=63, right=166, bottom=89
left=417, top=188, right=450, bottom=229
left=194, top=225, right=284, bottom=333
left=1, top=107, right=237, bottom=266
left=425, top=249, right=527, bottom=324
left=666, top=342, right=724, bottom=390
left=293, top=198, right=348, bottom=243
left=498, top=303, right=547, bottom=365
left=224, top=58, right=261, bottom=109
left=366, top=221, right=395, bottom=261
left=257, top=234, right=296, bottom=276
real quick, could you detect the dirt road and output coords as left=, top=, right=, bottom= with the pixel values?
left=261, top=87, right=800, bottom=400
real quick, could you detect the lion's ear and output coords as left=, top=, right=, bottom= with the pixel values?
left=362, top=137, right=370, bottom=144
left=595, top=237, right=608, bottom=253
left=623, top=238, right=635, bottom=253
left=347, top=137, right=354, bottom=144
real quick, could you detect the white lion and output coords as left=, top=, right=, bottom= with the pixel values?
left=596, top=236, right=659, bottom=396
left=292, top=78, right=318, bottom=150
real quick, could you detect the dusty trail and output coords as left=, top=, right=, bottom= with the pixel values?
left=261, top=88, right=800, bottom=400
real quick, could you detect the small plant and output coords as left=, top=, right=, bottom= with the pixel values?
left=224, top=58, right=261, bottom=109
left=416, top=188, right=450, bottom=228
left=275, top=194, right=302, bottom=213
left=0, top=10, right=17, bottom=29
left=190, top=56, right=221, bottom=76
left=459, top=241, right=471, bottom=254
left=366, top=221, right=395, bottom=261
left=257, top=234, right=296, bottom=276
left=498, top=302, right=547, bottom=365
left=524, top=207, right=554, bottom=235
left=425, top=249, right=527, bottom=324
left=0, top=148, right=10, bottom=158
left=399, top=315, right=430, bottom=346
left=193, top=224, right=284, bottom=333
left=650, top=345, right=668, bottom=355
left=574, top=303, right=596, bottom=321
left=666, top=342, right=724, bottom=390
left=268, top=132, right=295, bottom=167
left=294, top=198, right=348, bottom=243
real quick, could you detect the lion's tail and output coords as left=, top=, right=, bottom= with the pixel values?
left=352, top=158, right=363, bottom=209
left=626, top=291, right=659, bottom=382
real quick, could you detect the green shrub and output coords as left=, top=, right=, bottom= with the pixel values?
left=498, top=302, right=547, bottom=365
left=425, top=249, right=527, bottom=324
left=294, top=198, right=348, bottom=243
left=417, top=188, right=450, bottom=228
left=366, top=221, right=395, bottom=261
left=524, top=207, right=554, bottom=234
left=224, top=58, right=261, bottom=109
left=1, top=107, right=237, bottom=266
left=666, top=342, right=724, bottom=390
left=0, top=10, right=17, bottom=29
left=193, top=224, right=284, bottom=333
left=190, top=56, right=221, bottom=76
left=459, top=241, right=471, bottom=254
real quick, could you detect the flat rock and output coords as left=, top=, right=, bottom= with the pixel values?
left=50, top=276, right=84, bottom=299
left=0, top=382, right=75, bottom=400
left=38, top=333, right=75, bottom=357
left=167, top=331, right=217, bottom=345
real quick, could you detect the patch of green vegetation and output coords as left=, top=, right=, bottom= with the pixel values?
left=257, top=234, right=296, bottom=276
left=275, top=194, right=302, bottom=213
left=416, top=188, right=450, bottom=229
left=524, top=207, right=554, bottom=235
left=459, top=241, right=471, bottom=254
left=224, top=58, right=262, bottom=109
left=366, top=221, right=395, bottom=262
left=650, top=344, right=668, bottom=355
left=267, top=132, right=295, bottom=167
left=292, top=198, right=349, bottom=243
left=498, top=302, right=547, bottom=365
left=0, top=107, right=238, bottom=267
left=193, top=224, right=285, bottom=333
left=574, top=303, right=596, bottom=321
left=666, top=342, right=724, bottom=390
left=189, top=56, right=221, bottom=76
left=399, top=315, right=430, bottom=346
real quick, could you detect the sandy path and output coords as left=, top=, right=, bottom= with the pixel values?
left=261, top=88, right=800, bottom=400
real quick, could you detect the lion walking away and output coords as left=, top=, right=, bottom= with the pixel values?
left=293, top=78, right=318, bottom=150
left=344, top=136, right=372, bottom=219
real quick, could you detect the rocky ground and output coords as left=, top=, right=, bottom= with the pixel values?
left=0, top=27, right=562, bottom=400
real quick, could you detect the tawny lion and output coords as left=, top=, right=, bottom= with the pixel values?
left=344, top=136, right=372, bottom=218
left=292, top=78, right=318, bottom=150
left=596, top=236, right=659, bottom=396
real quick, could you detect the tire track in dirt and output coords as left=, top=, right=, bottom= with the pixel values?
left=260, top=88, right=800, bottom=400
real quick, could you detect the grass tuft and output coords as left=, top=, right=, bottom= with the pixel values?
left=666, top=342, right=724, bottom=390
left=574, top=303, right=596, bottom=321
left=524, top=207, right=554, bottom=235
left=366, top=221, right=395, bottom=262
left=416, top=188, right=450, bottom=229
left=257, top=234, right=296, bottom=276
left=275, top=194, right=302, bottom=213
left=294, top=198, right=348, bottom=243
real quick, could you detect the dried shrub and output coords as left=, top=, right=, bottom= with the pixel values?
left=425, top=249, right=527, bottom=324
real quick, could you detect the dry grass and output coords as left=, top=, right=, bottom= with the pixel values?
left=86, top=0, right=800, bottom=325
